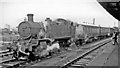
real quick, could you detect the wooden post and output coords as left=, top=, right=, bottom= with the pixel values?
left=118, top=21, right=120, bottom=44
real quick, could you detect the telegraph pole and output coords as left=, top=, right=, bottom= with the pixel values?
left=93, top=18, right=95, bottom=25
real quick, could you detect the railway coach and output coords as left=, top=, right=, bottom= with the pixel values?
left=75, top=24, right=114, bottom=45
left=75, top=24, right=100, bottom=45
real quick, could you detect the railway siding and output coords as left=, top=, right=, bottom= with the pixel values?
left=0, top=38, right=112, bottom=68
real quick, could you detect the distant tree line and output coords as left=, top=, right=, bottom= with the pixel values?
left=1, top=28, right=18, bottom=35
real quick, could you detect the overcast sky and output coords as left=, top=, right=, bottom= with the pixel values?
left=0, top=0, right=118, bottom=28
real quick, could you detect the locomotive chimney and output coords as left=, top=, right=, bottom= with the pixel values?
left=27, top=14, right=34, bottom=22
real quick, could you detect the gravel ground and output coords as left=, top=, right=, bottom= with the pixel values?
left=0, top=38, right=111, bottom=67
left=32, top=38, right=111, bottom=66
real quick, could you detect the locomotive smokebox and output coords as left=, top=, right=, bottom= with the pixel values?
left=27, top=14, right=34, bottom=22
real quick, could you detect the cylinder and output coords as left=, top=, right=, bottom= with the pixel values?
left=27, top=14, right=34, bottom=22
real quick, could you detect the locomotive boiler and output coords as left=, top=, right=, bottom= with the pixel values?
left=18, top=14, right=44, bottom=39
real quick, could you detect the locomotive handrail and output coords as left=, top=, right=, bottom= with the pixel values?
left=38, top=38, right=54, bottom=41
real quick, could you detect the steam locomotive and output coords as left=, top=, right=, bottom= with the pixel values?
left=10, top=14, right=115, bottom=61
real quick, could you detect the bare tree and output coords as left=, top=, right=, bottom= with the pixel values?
left=11, top=27, right=18, bottom=34
left=5, top=24, right=11, bottom=30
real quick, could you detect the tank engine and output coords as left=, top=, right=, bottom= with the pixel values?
left=14, top=14, right=61, bottom=61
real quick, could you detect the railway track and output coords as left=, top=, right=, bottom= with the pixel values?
left=0, top=49, right=69, bottom=68
left=0, top=52, right=13, bottom=57
left=61, top=39, right=111, bottom=68
left=0, top=50, right=9, bottom=54
left=0, top=50, right=14, bottom=65
left=0, top=38, right=111, bottom=68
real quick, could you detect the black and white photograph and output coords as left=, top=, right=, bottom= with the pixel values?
left=0, top=0, right=120, bottom=68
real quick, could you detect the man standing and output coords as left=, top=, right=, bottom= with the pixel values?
left=112, top=31, right=119, bottom=45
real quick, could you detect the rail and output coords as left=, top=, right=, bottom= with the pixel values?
left=0, top=50, right=9, bottom=54
left=0, top=52, right=13, bottom=57
left=61, top=40, right=111, bottom=68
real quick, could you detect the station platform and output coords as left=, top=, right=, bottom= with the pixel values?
left=103, top=45, right=118, bottom=66
left=87, top=38, right=120, bottom=68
